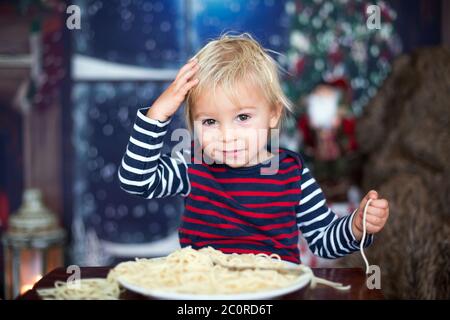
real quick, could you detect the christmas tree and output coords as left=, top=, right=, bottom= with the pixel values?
left=281, top=0, right=401, bottom=117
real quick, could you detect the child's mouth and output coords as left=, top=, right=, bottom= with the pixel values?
left=222, top=149, right=243, bottom=156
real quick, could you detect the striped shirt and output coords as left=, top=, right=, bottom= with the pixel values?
left=118, top=108, right=373, bottom=263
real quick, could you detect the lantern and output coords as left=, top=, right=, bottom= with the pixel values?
left=2, top=189, right=65, bottom=299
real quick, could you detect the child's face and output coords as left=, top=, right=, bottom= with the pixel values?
left=192, top=81, right=281, bottom=168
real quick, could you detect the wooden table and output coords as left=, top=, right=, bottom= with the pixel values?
left=18, top=267, right=384, bottom=300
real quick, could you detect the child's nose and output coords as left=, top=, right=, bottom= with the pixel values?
left=220, top=126, right=238, bottom=143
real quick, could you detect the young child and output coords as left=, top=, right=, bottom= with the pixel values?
left=118, top=33, right=389, bottom=264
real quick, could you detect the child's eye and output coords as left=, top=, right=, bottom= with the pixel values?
left=237, top=114, right=251, bottom=122
left=202, top=119, right=216, bottom=126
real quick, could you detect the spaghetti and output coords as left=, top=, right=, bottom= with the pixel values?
left=360, top=198, right=373, bottom=274
left=36, top=277, right=121, bottom=300
left=111, top=246, right=305, bottom=294
left=37, top=246, right=351, bottom=299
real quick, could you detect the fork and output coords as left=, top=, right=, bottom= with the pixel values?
left=210, top=258, right=305, bottom=275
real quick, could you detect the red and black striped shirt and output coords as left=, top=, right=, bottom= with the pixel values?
left=118, top=108, right=373, bottom=263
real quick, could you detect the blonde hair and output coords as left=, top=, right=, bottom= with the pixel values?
left=185, top=32, right=293, bottom=132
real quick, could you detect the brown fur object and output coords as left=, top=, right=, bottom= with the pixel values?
left=337, top=47, right=450, bottom=299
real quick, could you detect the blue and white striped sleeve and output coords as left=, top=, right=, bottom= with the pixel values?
left=117, top=107, right=191, bottom=199
left=295, top=163, right=373, bottom=259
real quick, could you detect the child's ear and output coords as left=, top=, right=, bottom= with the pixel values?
left=269, top=102, right=283, bottom=128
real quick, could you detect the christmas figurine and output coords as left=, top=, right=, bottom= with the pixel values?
left=297, top=78, right=359, bottom=201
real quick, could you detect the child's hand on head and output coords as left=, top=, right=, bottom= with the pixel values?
left=147, top=58, right=200, bottom=121
left=352, top=190, right=389, bottom=241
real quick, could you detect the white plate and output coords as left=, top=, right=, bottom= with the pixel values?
left=117, top=261, right=311, bottom=300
